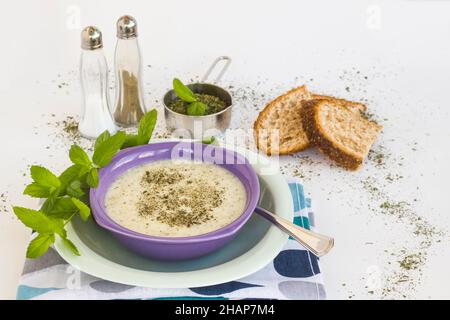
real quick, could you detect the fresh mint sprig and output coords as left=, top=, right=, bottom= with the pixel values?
left=173, top=78, right=207, bottom=116
left=13, top=109, right=158, bottom=259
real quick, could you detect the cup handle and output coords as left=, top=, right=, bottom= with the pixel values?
left=201, top=56, right=232, bottom=84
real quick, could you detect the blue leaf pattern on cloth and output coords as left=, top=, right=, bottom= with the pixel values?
left=293, top=216, right=310, bottom=230
left=16, top=285, right=61, bottom=300
left=289, top=183, right=306, bottom=211
left=190, top=281, right=261, bottom=295
left=274, top=250, right=320, bottom=278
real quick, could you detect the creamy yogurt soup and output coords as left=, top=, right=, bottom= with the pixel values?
left=104, top=160, right=247, bottom=237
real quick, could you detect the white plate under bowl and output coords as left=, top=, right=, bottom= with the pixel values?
left=54, top=144, right=292, bottom=288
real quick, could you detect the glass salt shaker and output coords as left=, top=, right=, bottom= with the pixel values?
left=79, top=26, right=117, bottom=139
left=113, top=15, right=146, bottom=127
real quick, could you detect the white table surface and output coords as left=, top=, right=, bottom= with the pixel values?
left=1, top=0, right=450, bottom=299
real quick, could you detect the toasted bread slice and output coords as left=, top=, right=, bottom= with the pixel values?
left=302, top=99, right=382, bottom=170
left=254, top=86, right=370, bottom=156
left=254, top=86, right=312, bottom=155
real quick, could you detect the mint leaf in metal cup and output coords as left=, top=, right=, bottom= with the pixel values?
left=173, top=78, right=197, bottom=103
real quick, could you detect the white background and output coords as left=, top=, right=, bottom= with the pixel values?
left=1, top=0, right=450, bottom=299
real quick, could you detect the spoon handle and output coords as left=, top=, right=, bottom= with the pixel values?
left=254, top=206, right=334, bottom=257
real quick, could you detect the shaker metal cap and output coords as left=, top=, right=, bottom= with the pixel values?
left=117, top=15, right=138, bottom=39
left=81, top=26, right=103, bottom=50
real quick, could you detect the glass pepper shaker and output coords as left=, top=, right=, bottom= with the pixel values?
left=79, top=26, right=117, bottom=139
left=113, top=15, right=146, bottom=127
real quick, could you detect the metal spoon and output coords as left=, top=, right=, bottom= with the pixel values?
left=254, top=206, right=334, bottom=257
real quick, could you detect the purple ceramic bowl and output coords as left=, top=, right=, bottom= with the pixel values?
left=89, top=141, right=260, bottom=261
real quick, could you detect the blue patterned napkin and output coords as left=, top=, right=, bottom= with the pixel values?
left=16, top=178, right=325, bottom=300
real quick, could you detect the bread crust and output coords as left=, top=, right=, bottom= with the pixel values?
left=254, top=85, right=311, bottom=155
left=311, top=94, right=367, bottom=112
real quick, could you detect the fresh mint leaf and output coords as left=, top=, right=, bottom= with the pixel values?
left=94, top=130, right=111, bottom=151
left=44, top=197, right=78, bottom=220
left=121, top=134, right=138, bottom=149
left=13, top=206, right=64, bottom=234
left=92, top=131, right=126, bottom=167
left=60, top=236, right=80, bottom=256
left=59, top=164, right=82, bottom=195
left=69, top=145, right=92, bottom=168
left=201, top=136, right=218, bottom=145
left=55, top=227, right=67, bottom=239
left=78, top=165, right=91, bottom=178
left=137, top=109, right=157, bottom=145
left=71, top=198, right=91, bottom=221
left=30, top=166, right=61, bottom=189
left=66, top=180, right=84, bottom=198
left=86, top=168, right=99, bottom=188
left=173, top=78, right=197, bottom=103
left=26, top=233, right=55, bottom=259
left=23, top=182, right=52, bottom=198
left=187, top=101, right=207, bottom=116
left=40, top=195, right=57, bottom=213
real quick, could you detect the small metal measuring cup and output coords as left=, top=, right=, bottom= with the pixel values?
left=163, top=56, right=233, bottom=139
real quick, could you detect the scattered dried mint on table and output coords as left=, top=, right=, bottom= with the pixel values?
left=0, top=192, right=8, bottom=213
left=385, top=173, right=403, bottom=183
left=379, top=200, right=410, bottom=217
left=168, top=93, right=227, bottom=115
left=61, top=116, right=79, bottom=136
left=368, top=148, right=386, bottom=169
left=359, top=172, right=443, bottom=299
left=399, top=253, right=424, bottom=271
left=48, top=115, right=82, bottom=145
left=225, top=76, right=439, bottom=299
